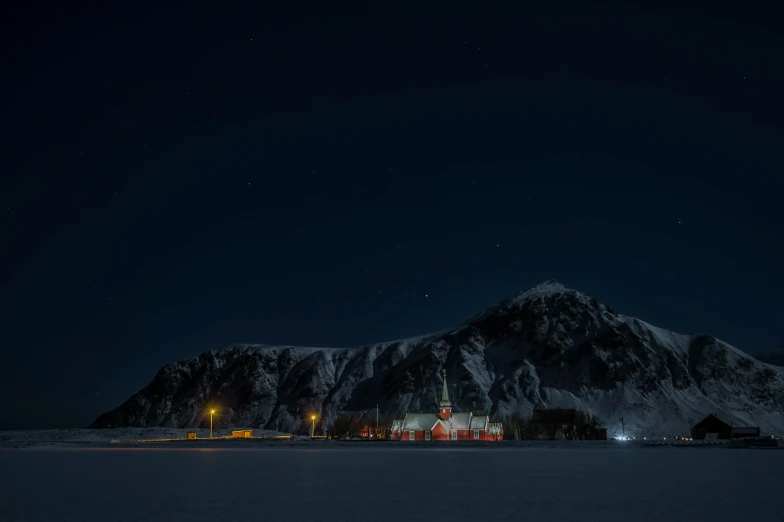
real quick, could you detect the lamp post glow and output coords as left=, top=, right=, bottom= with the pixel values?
left=210, top=409, right=216, bottom=439
left=311, top=414, right=316, bottom=438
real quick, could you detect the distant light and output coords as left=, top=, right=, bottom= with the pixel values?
left=211, top=409, right=215, bottom=414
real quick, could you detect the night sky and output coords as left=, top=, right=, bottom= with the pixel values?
left=2, top=5, right=783, bottom=430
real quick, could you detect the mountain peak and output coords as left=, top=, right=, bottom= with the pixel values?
left=529, top=279, right=567, bottom=293
left=466, top=280, right=576, bottom=323
left=507, top=279, right=571, bottom=303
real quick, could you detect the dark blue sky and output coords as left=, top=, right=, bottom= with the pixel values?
left=2, top=4, right=783, bottom=429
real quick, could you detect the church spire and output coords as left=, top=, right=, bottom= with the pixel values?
left=440, top=369, right=451, bottom=407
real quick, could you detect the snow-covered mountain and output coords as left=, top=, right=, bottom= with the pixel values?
left=91, top=281, right=784, bottom=438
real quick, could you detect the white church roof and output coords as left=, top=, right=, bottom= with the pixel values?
left=401, top=413, right=440, bottom=431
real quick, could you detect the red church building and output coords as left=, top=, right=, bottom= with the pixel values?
left=391, top=370, right=503, bottom=441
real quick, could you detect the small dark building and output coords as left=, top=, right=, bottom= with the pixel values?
left=692, top=414, right=732, bottom=439
left=578, top=425, right=607, bottom=441
left=531, top=408, right=577, bottom=440
left=691, top=414, right=760, bottom=440
left=530, top=408, right=605, bottom=440
left=532, top=408, right=578, bottom=424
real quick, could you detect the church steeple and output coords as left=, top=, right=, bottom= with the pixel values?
left=440, top=369, right=451, bottom=407
left=439, top=369, right=451, bottom=419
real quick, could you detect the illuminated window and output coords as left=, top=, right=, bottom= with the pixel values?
left=451, top=430, right=457, bottom=440
left=409, top=431, right=415, bottom=440
left=425, top=431, right=431, bottom=441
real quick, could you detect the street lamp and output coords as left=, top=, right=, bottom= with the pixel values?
left=311, top=414, right=316, bottom=438
left=210, top=409, right=216, bottom=439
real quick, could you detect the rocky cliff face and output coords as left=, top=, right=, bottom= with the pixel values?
left=91, top=281, right=784, bottom=437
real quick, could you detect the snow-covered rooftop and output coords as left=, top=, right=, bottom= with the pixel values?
left=401, top=413, right=440, bottom=431
left=469, top=415, right=488, bottom=430
left=444, top=412, right=472, bottom=430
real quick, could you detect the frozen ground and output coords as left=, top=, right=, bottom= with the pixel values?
left=0, top=445, right=782, bottom=522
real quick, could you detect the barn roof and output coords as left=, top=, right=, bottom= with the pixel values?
left=470, top=415, right=488, bottom=430
left=402, top=413, right=439, bottom=431
left=693, top=413, right=732, bottom=429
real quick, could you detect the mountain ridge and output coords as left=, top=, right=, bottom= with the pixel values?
left=91, top=281, right=784, bottom=438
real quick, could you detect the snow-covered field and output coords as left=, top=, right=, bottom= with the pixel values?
left=1, top=445, right=781, bottom=522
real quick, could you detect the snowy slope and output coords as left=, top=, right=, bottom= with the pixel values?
left=91, top=280, right=784, bottom=438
